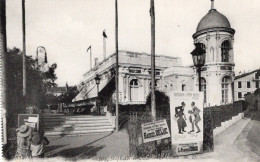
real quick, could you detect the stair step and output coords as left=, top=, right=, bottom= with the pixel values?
left=43, top=122, right=112, bottom=128
left=42, top=117, right=109, bottom=121
left=42, top=115, right=107, bottom=119
left=45, top=126, right=113, bottom=131
left=44, top=129, right=114, bottom=136
left=43, top=119, right=110, bottom=124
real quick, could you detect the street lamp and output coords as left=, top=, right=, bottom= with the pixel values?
left=191, top=43, right=206, bottom=91
left=36, top=46, right=47, bottom=69
left=95, top=74, right=101, bottom=114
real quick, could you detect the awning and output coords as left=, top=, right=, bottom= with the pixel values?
left=86, top=78, right=109, bottom=99
left=72, top=84, right=96, bottom=102
left=72, top=76, right=115, bottom=102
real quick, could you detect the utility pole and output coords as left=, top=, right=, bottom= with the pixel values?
left=22, top=0, right=26, bottom=103
left=150, top=0, right=156, bottom=121
left=0, top=0, right=7, bottom=145
left=115, top=0, right=119, bottom=132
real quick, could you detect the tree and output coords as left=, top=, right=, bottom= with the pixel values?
left=59, top=86, right=79, bottom=104
left=146, top=90, right=170, bottom=118
left=6, top=47, right=58, bottom=126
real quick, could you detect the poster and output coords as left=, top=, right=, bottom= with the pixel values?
left=141, top=119, right=170, bottom=143
left=18, top=114, right=39, bottom=130
left=170, top=92, right=204, bottom=156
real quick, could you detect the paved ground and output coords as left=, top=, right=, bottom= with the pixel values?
left=45, top=130, right=129, bottom=160
left=233, top=111, right=260, bottom=161
left=189, top=114, right=256, bottom=162
left=43, top=113, right=260, bottom=161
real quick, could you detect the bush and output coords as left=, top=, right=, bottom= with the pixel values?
left=145, top=90, right=170, bottom=118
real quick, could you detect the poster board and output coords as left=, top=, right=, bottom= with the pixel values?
left=18, top=114, right=39, bottom=130
left=2, top=113, right=7, bottom=145
left=170, top=92, right=203, bottom=156
left=141, top=119, right=170, bottom=143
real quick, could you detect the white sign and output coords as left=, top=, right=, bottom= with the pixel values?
left=170, top=92, right=204, bottom=156
left=141, top=119, right=170, bottom=143
left=28, top=117, right=38, bottom=123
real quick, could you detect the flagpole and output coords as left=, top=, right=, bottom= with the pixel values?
left=90, top=46, right=92, bottom=70
left=103, top=36, right=105, bottom=59
left=115, top=0, right=119, bottom=132
left=150, top=0, right=156, bottom=121
left=22, top=0, right=27, bottom=108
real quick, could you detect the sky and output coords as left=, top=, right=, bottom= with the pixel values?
left=6, top=0, right=260, bottom=86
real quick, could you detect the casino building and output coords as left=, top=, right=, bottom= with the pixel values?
left=72, top=0, right=236, bottom=109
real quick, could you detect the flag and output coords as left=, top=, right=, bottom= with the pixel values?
left=87, top=45, right=91, bottom=52
left=103, top=30, right=107, bottom=38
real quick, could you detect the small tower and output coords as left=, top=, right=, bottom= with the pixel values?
left=192, top=0, right=235, bottom=106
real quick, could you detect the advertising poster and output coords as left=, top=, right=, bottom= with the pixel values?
left=18, top=114, right=39, bottom=130
left=141, top=119, right=170, bottom=143
left=169, top=92, right=204, bottom=156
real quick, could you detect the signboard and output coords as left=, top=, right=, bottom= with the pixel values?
left=18, top=114, right=39, bottom=130
left=170, top=92, right=204, bottom=156
left=141, top=119, right=170, bottom=143
left=2, top=111, right=7, bottom=145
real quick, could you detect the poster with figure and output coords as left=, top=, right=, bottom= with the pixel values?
left=170, top=92, right=204, bottom=156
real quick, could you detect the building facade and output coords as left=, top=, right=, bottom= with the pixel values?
left=234, top=69, right=260, bottom=101
left=164, top=0, right=236, bottom=106
left=72, top=0, right=237, bottom=109
left=73, top=51, right=182, bottom=107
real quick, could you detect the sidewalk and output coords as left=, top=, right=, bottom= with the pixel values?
left=233, top=112, right=260, bottom=161
left=45, top=130, right=129, bottom=160
left=192, top=115, right=253, bottom=162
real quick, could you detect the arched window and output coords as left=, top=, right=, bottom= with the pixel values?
left=221, top=40, right=231, bottom=62
left=130, top=79, right=139, bottom=101
left=222, top=76, right=231, bottom=103
left=201, top=78, right=206, bottom=104
left=149, top=80, right=159, bottom=87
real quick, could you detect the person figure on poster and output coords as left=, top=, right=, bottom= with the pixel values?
left=188, top=110, right=195, bottom=133
left=14, top=125, right=33, bottom=159
left=175, top=102, right=187, bottom=134
left=30, top=131, right=49, bottom=158
left=191, top=102, right=201, bottom=133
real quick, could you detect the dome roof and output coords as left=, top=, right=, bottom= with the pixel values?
left=196, top=9, right=231, bottom=32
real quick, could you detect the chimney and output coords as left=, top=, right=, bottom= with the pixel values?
left=94, top=58, right=99, bottom=66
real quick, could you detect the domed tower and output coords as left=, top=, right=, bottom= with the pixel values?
left=193, top=0, right=235, bottom=106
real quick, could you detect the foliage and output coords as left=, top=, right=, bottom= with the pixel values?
left=58, top=86, right=79, bottom=104
left=145, top=90, right=170, bottom=118
left=6, top=47, right=58, bottom=126
left=254, top=88, right=260, bottom=96
left=244, top=92, right=256, bottom=110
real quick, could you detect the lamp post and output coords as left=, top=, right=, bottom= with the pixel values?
left=191, top=43, right=206, bottom=91
left=36, top=46, right=47, bottom=69
left=95, top=74, right=101, bottom=114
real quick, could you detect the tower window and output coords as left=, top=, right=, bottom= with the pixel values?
left=201, top=78, right=207, bottom=104
left=222, top=76, right=230, bottom=104
left=256, top=81, right=259, bottom=88
left=221, top=40, right=231, bottom=62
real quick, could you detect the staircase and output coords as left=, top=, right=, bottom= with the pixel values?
left=42, top=114, right=114, bottom=136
